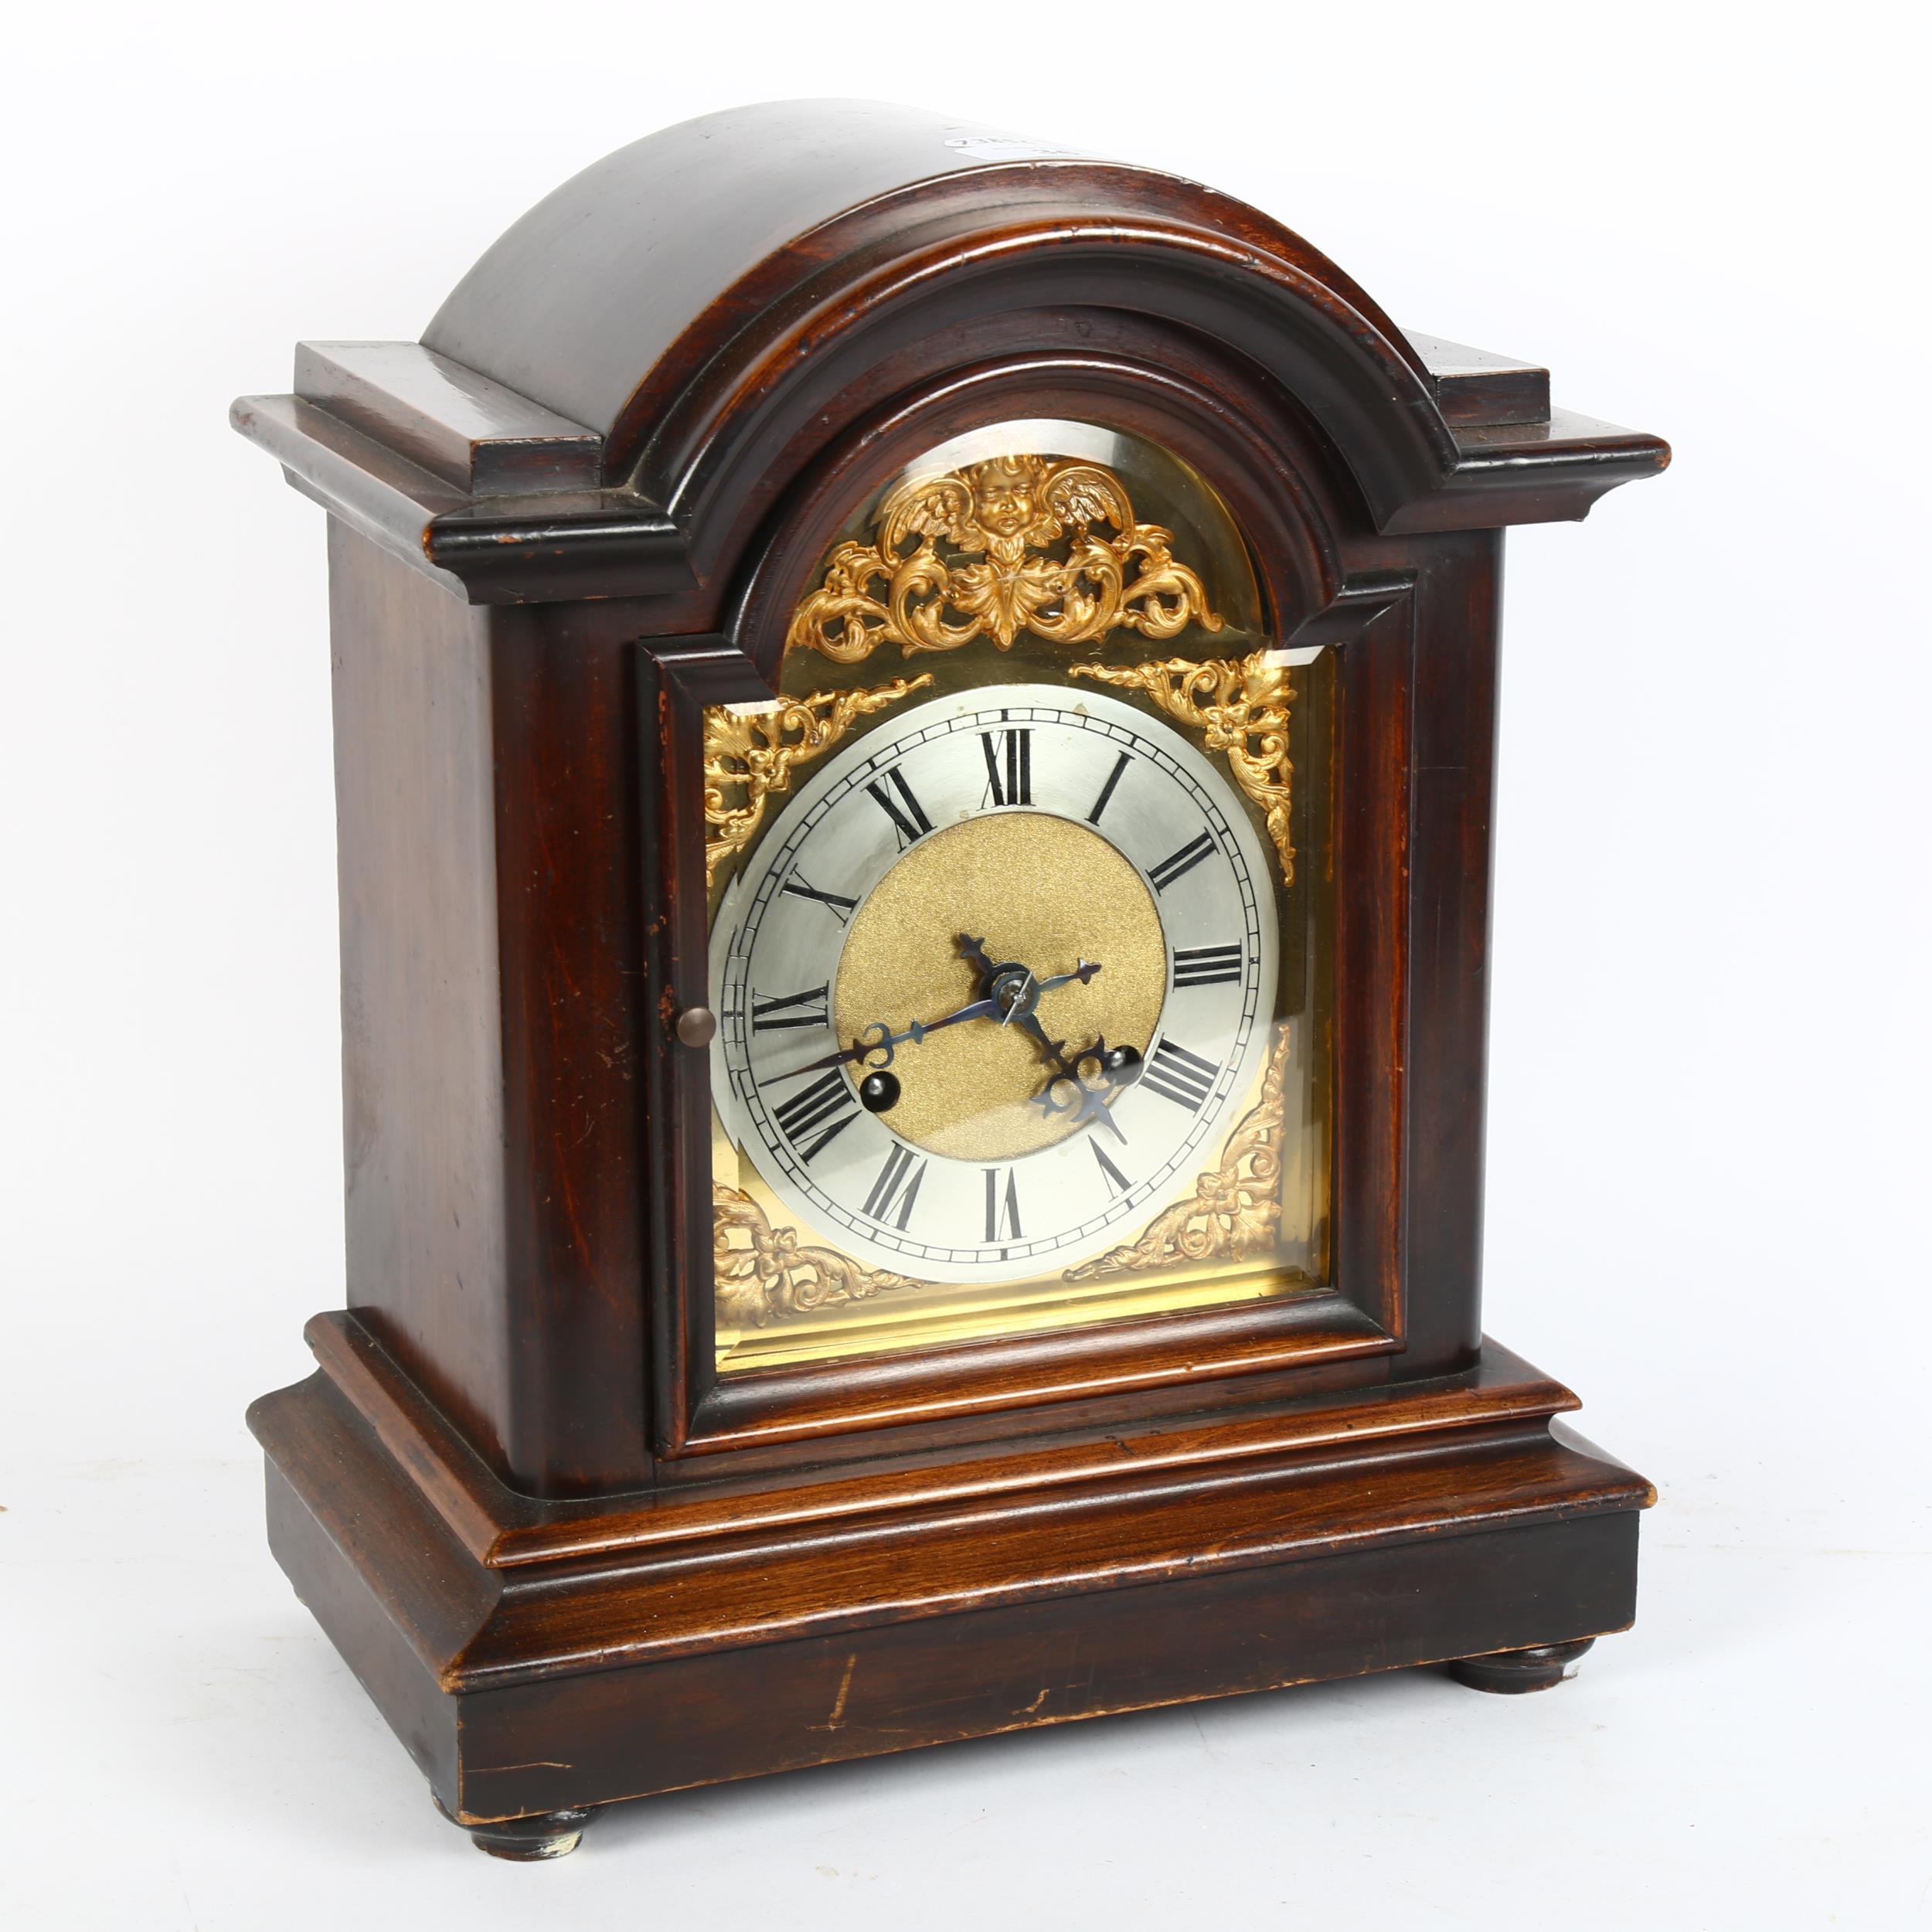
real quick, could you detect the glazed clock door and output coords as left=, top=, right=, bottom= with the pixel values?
left=711, top=680, right=1279, bottom=1291
left=647, top=414, right=1393, bottom=1453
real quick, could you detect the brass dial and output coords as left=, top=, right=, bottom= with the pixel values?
left=711, top=685, right=1277, bottom=1286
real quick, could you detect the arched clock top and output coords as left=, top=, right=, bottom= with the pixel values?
left=233, top=100, right=1668, bottom=612
left=419, top=101, right=1439, bottom=507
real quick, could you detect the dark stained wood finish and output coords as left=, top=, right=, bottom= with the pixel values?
left=252, top=1339, right=1647, bottom=1830
left=233, top=100, right=1667, bottom=1846
left=327, top=521, right=512, bottom=1471
left=298, top=1312, right=1592, bottom=1570
left=1404, top=332, right=1552, bottom=428
left=325, top=526, right=653, bottom=1496
left=295, top=342, right=602, bottom=495
left=236, top=107, right=1664, bottom=611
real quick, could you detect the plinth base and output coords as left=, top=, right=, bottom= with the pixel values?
left=250, top=1317, right=1651, bottom=1851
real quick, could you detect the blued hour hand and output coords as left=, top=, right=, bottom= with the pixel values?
left=954, top=934, right=1100, bottom=1001
left=1032, top=1036, right=1141, bottom=1145
left=955, top=932, right=998, bottom=984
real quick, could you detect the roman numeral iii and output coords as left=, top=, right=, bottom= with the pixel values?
left=1141, top=1037, right=1219, bottom=1112
left=1172, top=944, right=1243, bottom=988
left=1148, top=829, right=1216, bottom=893
left=979, top=727, right=1032, bottom=807
left=750, top=984, right=829, bottom=1032
left=772, top=1070, right=859, bottom=1160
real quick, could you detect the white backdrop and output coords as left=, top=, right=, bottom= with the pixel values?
left=4, top=3, right=1926, bottom=1925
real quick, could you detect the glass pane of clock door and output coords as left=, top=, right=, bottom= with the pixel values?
left=702, top=420, right=1333, bottom=1373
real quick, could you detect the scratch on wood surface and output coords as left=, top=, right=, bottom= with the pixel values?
left=480, top=1760, right=574, bottom=1774
left=825, top=1654, right=857, bottom=1728
left=1022, top=1687, right=1050, bottom=1714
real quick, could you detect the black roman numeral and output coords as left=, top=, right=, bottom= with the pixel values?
left=1172, top=944, right=1243, bottom=988
left=862, top=1145, right=927, bottom=1230
left=1089, top=1138, right=1131, bottom=1195
left=1148, top=830, right=1217, bottom=893
left=751, top=984, right=829, bottom=1032
left=1087, top=749, right=1131, bottom=825
left=979, top=728, right=1032, bottom=808
left=780, top=873, right=858, bottom=924
left=1141, top=1037, right=1219, bottom=1112
left=772, top=1070, right=859, bottom=1161
left=866, top=766, right=934, bottom=847
left=983, top=1168, right=1022, bottom=1243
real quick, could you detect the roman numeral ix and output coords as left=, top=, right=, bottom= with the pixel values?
left=979, top=727, right=1032, bottom=808
left=1141, top=1037, right=1220, bottom=1113
left=771, top=1070, right=859, bottom=1161
left=750, top=984, right=829, bottom=1032
left=1172, top=944, right=1243, bottom=988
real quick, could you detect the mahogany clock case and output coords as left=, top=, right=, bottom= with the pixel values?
left=234, top=100, right=1667, bottom=1857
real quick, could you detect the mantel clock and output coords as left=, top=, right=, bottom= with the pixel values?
left=236, top=101, right=1668, bottom=1859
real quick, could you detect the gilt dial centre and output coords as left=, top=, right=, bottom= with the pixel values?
left=833, top=811, right=1166, bottom=1162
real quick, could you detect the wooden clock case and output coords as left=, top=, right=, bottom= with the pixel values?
left=234, top=101, right=1668, bottom=1858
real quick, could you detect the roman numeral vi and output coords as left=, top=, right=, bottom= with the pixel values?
left=983, top=1168, right=1022, bottom=1243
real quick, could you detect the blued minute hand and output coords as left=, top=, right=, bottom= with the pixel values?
left=756, top=994, right=998, bottom=1086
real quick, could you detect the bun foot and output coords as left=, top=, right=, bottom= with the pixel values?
left=1448, top=1637, right=1594, bottom=1694
left=434, top=1794, right=593, bottom=1859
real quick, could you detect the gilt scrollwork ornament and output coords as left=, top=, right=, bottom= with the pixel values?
left=1070, top=650, right=1295, bottom=886
left=786, top=454, right=1224, bottom=663
left=702, top=675, right=933, bottom=891
left=713, top=1183, right=920, bottom=1328
left=1063, top=1030, right=1295, bottom=1282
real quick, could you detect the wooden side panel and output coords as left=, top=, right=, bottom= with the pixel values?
left=487, top=600, right=654, bottom=1495
left=328, top=522, right=513, bottom=1468
left=454, top=1511, right=1639, bottom=1820
left=1400, top=532, right=1505, bottom=1370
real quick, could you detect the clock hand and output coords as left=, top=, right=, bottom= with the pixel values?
left=957, top=934, right=1102, bottom=1013
left=1032, top=1036, right=1142, bottom=1145
left=760, top=943, right=1105, bottom=1090
left=1006, top=1010, right=1133, bottom=1147
left=755, top=995, right=998, bottom=1086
